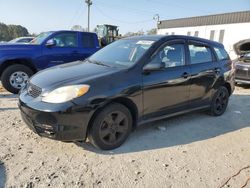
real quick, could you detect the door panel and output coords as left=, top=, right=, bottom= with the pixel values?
left=143, top=66, right=191, bottom=119
left=188, top=42, right=219, bottom=107
left=189, top=62, right=219, bottom=105
left=41, top=32, right=80, bottom=67
left=142, top=42, right=191, bottom=120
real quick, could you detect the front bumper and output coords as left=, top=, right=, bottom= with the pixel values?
left=235, top=63, right=250, bottom=84
left=18, top=92, right=93, bottom=141
left=235, top=79, right=250, bottom=85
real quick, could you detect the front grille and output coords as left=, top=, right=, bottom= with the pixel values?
left=27, top=83, right=42, bottom=98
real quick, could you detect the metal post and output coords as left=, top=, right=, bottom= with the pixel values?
left=85, top=0, right=92, bottom=32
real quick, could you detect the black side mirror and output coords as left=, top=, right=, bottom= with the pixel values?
left=45, top=39, right=56, bottom=47
left=143, top=62, right=165, bottom=72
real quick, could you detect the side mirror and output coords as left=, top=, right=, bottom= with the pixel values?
left=143, top=62, right=165, bottom=72
left=45, top=39, right=56, bottom=47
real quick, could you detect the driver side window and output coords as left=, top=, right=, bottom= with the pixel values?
left=150, top=43, right=185, bottom=68
left=51, top=33, right=77, bottom=48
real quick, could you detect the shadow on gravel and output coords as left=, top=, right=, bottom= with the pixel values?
left=236, top=84, right=250, bottom=89
left=0, top=161, right=6, bottom=188
left=76, top=94, right=250, bottom=154
left=0, top=107, right=18, bottom=111
left=0, top=93, right=18, bottom=99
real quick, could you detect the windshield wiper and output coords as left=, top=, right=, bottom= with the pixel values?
left=87, top=59, right=111, bottom=67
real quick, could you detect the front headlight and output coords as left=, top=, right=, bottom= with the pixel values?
left=42, top=85, right=90, bottom=103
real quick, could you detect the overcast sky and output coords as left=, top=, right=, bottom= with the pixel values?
left=0, top=0, right=249, bottom=34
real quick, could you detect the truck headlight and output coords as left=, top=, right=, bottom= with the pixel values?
left=42, top=85, right=90, bottom=103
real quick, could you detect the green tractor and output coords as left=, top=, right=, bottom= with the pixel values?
left=96, top=24, right=120, bottom=47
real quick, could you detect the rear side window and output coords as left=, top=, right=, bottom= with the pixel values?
left=214, top=47, right=230, bottom=61
left=82, top=34, right=95, bottom=48
left=188, top=44, right=213, bottom=64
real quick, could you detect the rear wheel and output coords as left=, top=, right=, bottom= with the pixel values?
left=210, top=86, right=229, bottom=116
left=88, top=103, right=132, bottom=150
left=1, top=64, right=33, bottom=94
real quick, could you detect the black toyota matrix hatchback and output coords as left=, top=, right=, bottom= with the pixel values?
left=19, top=35, right=235, bottom=150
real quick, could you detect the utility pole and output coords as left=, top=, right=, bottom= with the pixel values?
left=85, top=0, right=93, bottom=32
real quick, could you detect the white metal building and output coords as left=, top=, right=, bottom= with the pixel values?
left=157, top=11, right=250, bottom=59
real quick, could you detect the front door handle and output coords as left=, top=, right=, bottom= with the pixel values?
left=182, top=72, right=190, bottom=79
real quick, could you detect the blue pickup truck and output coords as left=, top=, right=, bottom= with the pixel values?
left=0, top=30, right=100, bottom=93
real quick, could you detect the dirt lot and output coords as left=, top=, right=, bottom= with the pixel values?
left=0, top=85, right=250, bottom=188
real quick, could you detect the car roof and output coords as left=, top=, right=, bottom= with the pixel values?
left=124, top=35, right=223, bottom=47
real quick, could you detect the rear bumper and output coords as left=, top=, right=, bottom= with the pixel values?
left=18, top=94, right=93, bottom=141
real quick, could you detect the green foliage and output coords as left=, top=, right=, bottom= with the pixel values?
left=0, top=22, right=29, bottom=41
left=147, top=28, right=157, bottom=35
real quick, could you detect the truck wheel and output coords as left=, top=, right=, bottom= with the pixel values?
left=1, top=64, right=33, bottom=94
left=209, top=86, right=229, bottom=116
left=88, top=103, right=132, bottom=150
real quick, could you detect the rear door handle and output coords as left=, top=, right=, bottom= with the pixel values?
left=72, top=50, right=79, bottom=54
left=182, top=72, right=190, bottom=79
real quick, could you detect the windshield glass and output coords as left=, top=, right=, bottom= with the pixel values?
left=30, top=32, right=54, bottom=45
left=88, top=39, right=155, bottom=68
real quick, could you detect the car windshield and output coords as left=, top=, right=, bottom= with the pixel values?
left=8, top=38, right=19, bottom=43
left=30, top=32, right=54, bottom=45
left=88, top=39, right=155, bottom=68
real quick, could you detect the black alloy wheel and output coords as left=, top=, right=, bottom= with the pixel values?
left=88, top=103, right=132, bottom=150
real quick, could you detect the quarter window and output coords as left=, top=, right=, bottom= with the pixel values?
left=188, top=44, right=213, bottom=64
left=52, top=33, right=77, bottom=47
left=214, top=47, right=230, bottom=60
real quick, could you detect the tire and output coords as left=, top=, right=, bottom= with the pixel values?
left=88, top=103, right=133, bottom=150
left=209, top=86, right=229, bottom=116
left=1, top=64, right=33, bottom=94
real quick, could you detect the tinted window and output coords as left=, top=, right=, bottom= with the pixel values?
left=189, top=44, right=213, bottom=64
left=149, top=43, right=185, bottom=68
left=82, top=34, right=95, bottom=48
left=52, top=33, right=77, bottom=47
left=214, top=47, right=230, bottom=60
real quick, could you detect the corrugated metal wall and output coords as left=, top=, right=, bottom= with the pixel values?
left=158, top=11, right=250, bottom=29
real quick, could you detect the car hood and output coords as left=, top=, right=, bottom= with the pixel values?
left=233, top=39, right=250, bottom=55
left=30, top=60, right=120, bottom=89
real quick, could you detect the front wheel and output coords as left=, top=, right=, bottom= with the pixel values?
left=209, top=86, right=229, bottom=116
left=1, top=64, right=33, bottom=94
left=88, top=103, right=133, bottom=150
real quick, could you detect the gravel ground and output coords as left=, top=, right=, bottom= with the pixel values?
left=0, top=85, right=250, bottom=188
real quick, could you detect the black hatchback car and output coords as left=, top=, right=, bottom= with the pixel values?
left=19, top=35, right=235, bottom=150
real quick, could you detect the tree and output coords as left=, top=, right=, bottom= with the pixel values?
left=0, top=23, right=11, bottom=41
left=8, top=25, right=29, bottom=39
left=0, top=22, right=30, bottom=41
left=147, top=28, right=157, bottom=35
left=71, top=25, right=84, bottom=31
left=123, top=29, right=145, bottom=37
